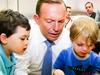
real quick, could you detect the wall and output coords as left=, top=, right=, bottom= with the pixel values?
left=0, top=0, right=100, bottom=18
left=63, top=0, right=100, bottom=12
left=0, top=0, right=36, bottom=18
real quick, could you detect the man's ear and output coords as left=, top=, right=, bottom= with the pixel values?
left=0, top=33, right=7, bottom=44
left=33, top=14, right=40, bottom=25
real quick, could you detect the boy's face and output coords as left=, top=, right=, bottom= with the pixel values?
left=6, top=26, right=30, bottom=55
left=72, top=34, right=94, bottom=58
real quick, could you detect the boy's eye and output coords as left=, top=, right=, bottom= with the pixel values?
left=87, top=44, right=93, bottom=47
left=26, top=36, right=29, bottom=40
left=20, top=38, right=25, bottom=41
left=20, top=37, right=29, bottom=41
left=77, top=44, right=83, bottom=46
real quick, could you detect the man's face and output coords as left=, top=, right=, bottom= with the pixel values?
left=66, top=8, right=71, bottom=19
left=85, top=3, right=94, bottom=14
left=35, top=3, right=66, bottom=41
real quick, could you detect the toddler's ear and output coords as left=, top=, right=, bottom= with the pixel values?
left=0, top=33, right=7, bottom=44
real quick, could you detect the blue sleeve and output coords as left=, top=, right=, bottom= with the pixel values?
left=0, top=72, right=4, bottom=75
left=53, top=50, right=66, bottom=71
left=94, top=56, right=100, bottom=71
left=0, top=56, right=5, bottom=75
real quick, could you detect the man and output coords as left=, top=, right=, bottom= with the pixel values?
left=65, top=6, right=72, bottom=29
left=85, top=2, right=100, bottom=22
left=85, top=2, right=96, bottom=19
left=14, top=0, right=71, bottom=75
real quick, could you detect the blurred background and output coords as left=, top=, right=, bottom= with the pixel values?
left=0, top=0, right=100, bottom=41
left=0, top=0, right=100, bottom=18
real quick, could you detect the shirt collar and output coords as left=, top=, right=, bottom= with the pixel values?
left=72, top=47, right=90, bottom=60
left=30, top=19, right=62, bottom=45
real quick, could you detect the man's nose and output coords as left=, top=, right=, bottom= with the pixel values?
left=54, top=22, right=59, bottom=31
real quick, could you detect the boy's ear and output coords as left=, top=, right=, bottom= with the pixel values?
left=0, top=33, right=7, bottom=44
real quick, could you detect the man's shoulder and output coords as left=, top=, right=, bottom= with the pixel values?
left=29, top=19, right=38, bottom=27
left=28, top=19, right=40, bottom=32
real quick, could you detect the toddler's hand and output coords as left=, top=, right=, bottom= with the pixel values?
left=53, top=69, right=65, bottom=75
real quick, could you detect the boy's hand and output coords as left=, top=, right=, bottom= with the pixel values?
left=53, top=69, right=65, bottom=75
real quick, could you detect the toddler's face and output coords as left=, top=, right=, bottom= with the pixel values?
left=7, top=26, right=30, bottom=55
left=72, top=34, right=94, bottom=58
